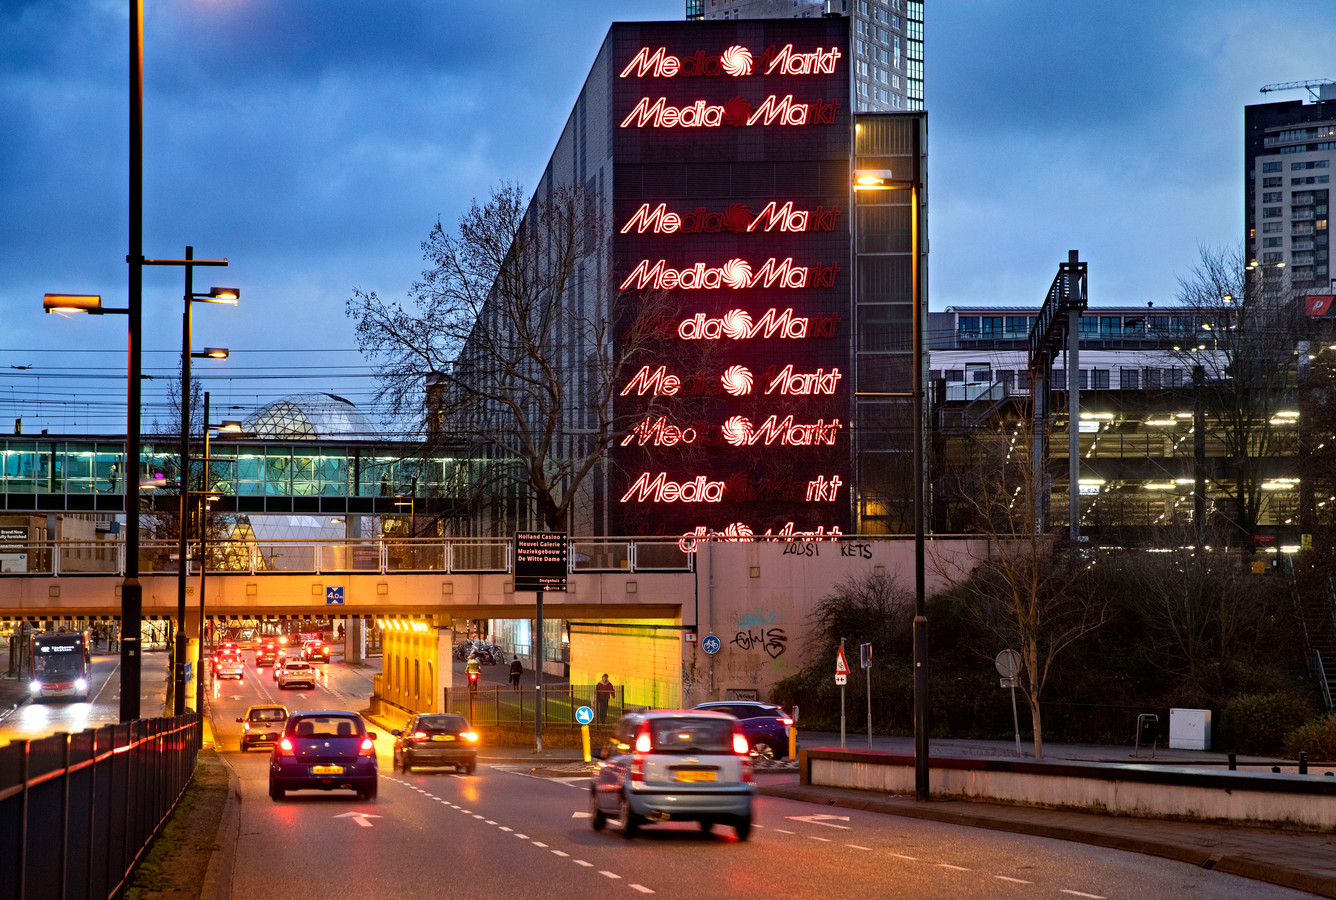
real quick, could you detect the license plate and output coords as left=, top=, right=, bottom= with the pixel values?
left=431, top=735, right=456, bottom=742
left=312, top=765, right=343, bottom=775
left=675, top=770, right=716, bottom=783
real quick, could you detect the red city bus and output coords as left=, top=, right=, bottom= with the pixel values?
left=30, top=631, right=90, bottom=701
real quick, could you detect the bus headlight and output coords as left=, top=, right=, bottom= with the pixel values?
left=75, top=678, right=88, bottom=692
left=29, top=681, right=40, bottom=694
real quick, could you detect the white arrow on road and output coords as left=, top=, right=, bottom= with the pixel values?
left=335, top=812, right=382, bottom=828
left=785, top=814, right=851, bottom=829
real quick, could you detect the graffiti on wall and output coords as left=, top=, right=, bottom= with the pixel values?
left=730, top=626, right=787, bottom=659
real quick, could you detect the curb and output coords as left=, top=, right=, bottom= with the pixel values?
left=759, top=784, right=1336, bottom=899
left=197, top=750, right=242, bottom=900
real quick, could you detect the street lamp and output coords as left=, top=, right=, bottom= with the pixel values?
left=853, top=125, right=927, bottom=800
left=170, top=248, right=237, bottom=713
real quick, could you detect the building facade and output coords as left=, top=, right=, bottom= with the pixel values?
left=686, top=0, right=923, bottom=113
left=1245, top=84, right=1336, bottom=289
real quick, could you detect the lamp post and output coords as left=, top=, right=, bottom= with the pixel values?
left=167, top=249, right=237, bottom=713
left=852, top=118, right=927, bottom=800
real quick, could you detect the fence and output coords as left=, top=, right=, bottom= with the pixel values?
left=0, top=714, right=201, bottom=900
left=444, top=685, right=626, bottom=727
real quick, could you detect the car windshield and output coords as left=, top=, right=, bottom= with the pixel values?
left=290, top=716, right=362, bottom=738
left=646, top=717, right=734, bottom=753
left=251, top=709, right=286, bottom=722
left=416, top=715, right=467, bottom=731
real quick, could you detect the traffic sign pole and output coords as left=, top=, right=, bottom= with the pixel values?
left=839, top=638, right=846, bottom=748
left=863, top=642, right=873, bottom=749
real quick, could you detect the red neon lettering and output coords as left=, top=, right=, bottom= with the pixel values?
left=721, top=415, right=842, bottom=447
left=621, top=473, right=725, bottom=503
left=678, top=308, right=813, bottom=341
left=620, top=258, right=818, bottom=291
left=621, top=365, right=681, bottom=396
left=620, top=46, right=755, bottom=79
left=763, top=523, right=844, bottom=541
left=760, top=44, right=842, bottom=76
left=746, top=94, right=807, bottom=126
left=763, top=365, right=843, bottom=395
left=620, top=96, right=837, bottom=129
left=619, top=201, right=840, bottom=235
left=720, top=365, right=753, bottom=396
left=620, top=47, right=681, bottom=78
left=805, top=476, right=843, bottom=501
left=620, top=417, right=697, bottom=447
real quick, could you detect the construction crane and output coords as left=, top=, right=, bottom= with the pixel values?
left=1260, top=80, right=1335, bottom=102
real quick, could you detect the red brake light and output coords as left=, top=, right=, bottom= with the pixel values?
left=408, top=731, right=427, bottom=742
left=779, top=716, right=794, bottom=727
left=732, top=730, right=749, bottom=755
left=242, top=722, right=251, bottom=732
left=460, top=731, right=478, bottom=742
left=631, top=756, right=645, bottom=781
left=634, top=722, right=652, bottom=753
left=278, top=738, right=294, bottom=756
left=359, top=738, right=375, bottom=757
left=742, top=757, right=753, bottom=783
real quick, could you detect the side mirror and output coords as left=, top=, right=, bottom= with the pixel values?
left=390, top=729, right=402, bottom=737
left=367, top=732, right=378, bottom=741
left=235, top=717, right=243, bottom=723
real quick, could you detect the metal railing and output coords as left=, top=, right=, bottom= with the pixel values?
left=444, top=685, right=627, bottom=727
left=0, top=537, right=696, bottom=577
left=0, top=713, right=202, bottom=900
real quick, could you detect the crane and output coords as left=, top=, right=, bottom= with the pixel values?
left=1260, top=80, right=1336, bottom=102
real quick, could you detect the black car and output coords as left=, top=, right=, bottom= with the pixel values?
left=691, top=701, right=794, bottom=759
left=237, top=704, right=288, bottom=752
left=391, top=714, right=479, bottom=774
left=269, top=710, right=378, bottom=801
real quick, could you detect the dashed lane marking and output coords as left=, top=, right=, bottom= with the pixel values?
left=1060, top=892, right=1105, bottom=899
left=995, top=876, right=1032, bottom=885
left=891, top=853, right=918, bottom=861
left=552, top=850, right=570, bottom=857
left=938, top=864, right=971, bottom=872
left=847, top=845, right=872, bottom=851
left=600, top=871, right=622, bottom=880
left=574, top=860, right=594, bottom=867
left=629, top=886, right=654, bottom=894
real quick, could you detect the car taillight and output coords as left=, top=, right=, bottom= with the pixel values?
left=277, top=738, right=294, bottom=756
left=242, top=722, right=251, bottom=732
left=732, top=730, right=749, bottom=755
left=631, top=756, right=644, bottom=782
left=779, top=716, right=794, bottom=727
left=407, top=731, right=427, bottom=742
left=460, top=731, right=478, bottom=742
left=359, top=738, right=375, bottom=757
left=634, top=722, right=652, bottom=753
left=741, top=757, right=753, bottom=783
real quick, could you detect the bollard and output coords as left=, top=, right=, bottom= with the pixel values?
left=788, top=725, right=797, bottom=761
left=1228, top=752, right=1236, bottom=771
left=1300, top=751, right=1308, bottom=775
left=581, top=725, right=591, bottom=764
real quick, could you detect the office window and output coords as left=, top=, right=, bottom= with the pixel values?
left=958, top=316, right=979, bottom=335
left=1262, top=222, right=1283, bottom=233
left=1078, top=316, right=1098, bottom=333
left=1099, top=316, right=1120, bottom=336
left=1262, top=161, right=1283, bottom=173
left=1263, top=176, right=1284, bottom=188
left=944, top=369, right=963, bottom=382
left=1262, top=191, right=1283, bottom=203
left=1263, top=207, right=1282, bottom=218
left=1005, top=316, right=1028, bottom=333
left=1092, top=369, right=1110, bottom=390
left=1262, top=251, right=1284, bottom=263
left=1120, top=368, right=1140, bottom=390
left=981, top=316, right=1003, bottom=335
left=1263, top=237, right=1282, bottom=248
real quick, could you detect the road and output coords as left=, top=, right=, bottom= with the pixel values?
left=0, top=648, right=172, bottom=743
left=201, top=658, right=1314, bottom=900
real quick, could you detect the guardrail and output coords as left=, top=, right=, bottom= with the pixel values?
left=0, top=537, right=696, bottom=577
left=0, top=713, right=202, bottom=900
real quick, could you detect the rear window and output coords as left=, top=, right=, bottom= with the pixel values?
left=416, top=715, right=467, bottom=731
left=286, top=662, right=311, bottom=671
left=249, top=708, right=286, bottom=722
left=290, top=716, right=363, bottom=738
left=645, top=716, right=734, bottom=754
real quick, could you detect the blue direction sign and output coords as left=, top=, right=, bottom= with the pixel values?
left=326, top=586, right=345, bottom=605
left=701, top=633, right=721, bottom=655
left=575, top=706, right=594, bottom=725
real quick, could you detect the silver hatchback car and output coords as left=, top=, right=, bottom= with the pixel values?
left=590, top=710, right=754, bottom=840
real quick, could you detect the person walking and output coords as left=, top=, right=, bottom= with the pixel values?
left=509, top=654, right=523, bottom=689
left=595, top=673, right=616, bottom=724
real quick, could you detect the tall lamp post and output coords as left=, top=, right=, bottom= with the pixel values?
left=852, top=118, right=927, bottom=800
left=167, top=249, right=237, bottom=713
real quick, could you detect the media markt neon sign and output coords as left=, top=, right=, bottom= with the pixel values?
left=620, top=258, right=839, bottom=291
left=676, top=522, right=845, bottom=553
left=620, top=201, right=841, bottom=235
left=619, top=44, right=842, bottom=79
left=620, top=95, right=840, bottom=129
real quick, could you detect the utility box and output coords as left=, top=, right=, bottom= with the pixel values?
left=1169, top=708, right=1212, bottom=750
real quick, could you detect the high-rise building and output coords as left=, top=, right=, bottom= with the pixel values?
left=687, top=0, right=922, bottom=113
left=1245, top=84, right=1336, bottom=289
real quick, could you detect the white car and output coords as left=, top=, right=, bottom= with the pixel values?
left=277, top=660, right=316, bottom=690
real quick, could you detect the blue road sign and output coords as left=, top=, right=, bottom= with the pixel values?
left=701, top=633, right=721, bottom=654
left=576, top=706, right=594, bottom=725
left=326, top=586, right=345, bottom=605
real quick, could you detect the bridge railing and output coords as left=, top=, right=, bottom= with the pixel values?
left=2, top=537, right=694, bottom=577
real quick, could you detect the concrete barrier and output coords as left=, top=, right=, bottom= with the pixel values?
left=801, top=749, right=1336, bottom=831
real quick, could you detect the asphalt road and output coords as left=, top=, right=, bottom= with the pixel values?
left=200, top=659, right=1318, bottom=900
left=0, top=648, right=172, bottom=743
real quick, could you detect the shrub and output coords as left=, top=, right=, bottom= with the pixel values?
left=1284, top=715, right=1336, bottom=763
left=1216, top=692, right=1313, bottom=755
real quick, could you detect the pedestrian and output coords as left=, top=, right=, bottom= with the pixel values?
left=337, top=622, right=345, bottom=641
left=509, top=654, right=523, bottom=689
left=595, top=673, right=615, bottom=724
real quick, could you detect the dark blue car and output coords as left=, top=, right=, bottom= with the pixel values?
left=692, top=701, right=793, bottom=759
left=269, top=710, right=378, bottom=801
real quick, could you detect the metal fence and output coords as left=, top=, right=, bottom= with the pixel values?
left=444, top=685, right=626, bottom=727
left=0, top=714, right=201, bottom=900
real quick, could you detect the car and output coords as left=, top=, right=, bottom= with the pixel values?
left=255, top=640, right=280, bottom=668
left=391, top=714, right=479, bottom=774
left=268, top=710, right=378, bottom=801
left=237, top=704, right=289, bottom=752
left=271, top=653, right=289, bottom=681
left=590, top=710, right=754, bottom=840
left=691, top=701, right=794, bottom=760
left=278, top=660, right=316, bottom=689
left=212, top=650, right=244, bottom=680
left=301, top=640, right=330, bottom=663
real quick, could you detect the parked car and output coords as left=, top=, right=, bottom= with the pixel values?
left=590, top=710, right=753, bottom=840
left=269, top=710, right=378, bottom=801
left=691, top=701, right=794, bottom=759
left=237, top=704, right=288, bottom=752
left=301, top=640, right=330, bottom=663
left=391, top=714, right=479, bottom=774
left=278, top=660, right=317, bottom=690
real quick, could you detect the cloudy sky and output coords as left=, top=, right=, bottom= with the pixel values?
left=1, top=0, right=1332, bottom=434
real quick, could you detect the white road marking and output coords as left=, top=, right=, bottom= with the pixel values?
left=847, top=844, right=872, bottom=850
left=485, top=820, right=497, bottom=825
left=995, top=876, right=1032, bottom=884
left=1060, top=892, right=1105, bottom=899
left=472, top=814, right=484, bottom=819
left=572, top=811, right=593, bottom=818
left=334, top=813, right=381, bottom=828
left=774, top=829, right=795, bottom=834
left=809, top=836, right=832, bottom=842
left=600, top=871, right=622, bottom=880
left=785, top=814, right=851, bottom=829
left=574, top=860, right=593, bottom=867
left=499, top=826, right=512, bottom=832
left=532, top=841, right=548, bottom=848
left=938, top=864, right=971, bottom=871
left=891, top=853, right=918, bottom=861
left=629, top=886, right=654, bottom=894
left=515, top=833, right=529, bottom=839
left=552, top=850, right=570, bottom=857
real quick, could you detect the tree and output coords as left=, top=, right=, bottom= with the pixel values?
left=347, top=182, right=676, bottom=534
left=1173, top=244, right=1303, bottom=548
left=932, top=405, right=1108, bottom=758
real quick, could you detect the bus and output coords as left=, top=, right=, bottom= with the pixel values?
left=30, top=631, right=90, bottom=701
